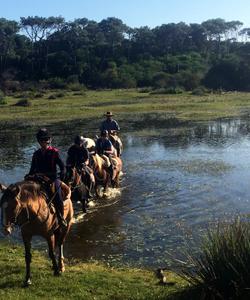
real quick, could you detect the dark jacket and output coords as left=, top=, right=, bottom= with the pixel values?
left=100, top=119, right=120, bottom=132
left=66, top=144, right=89, bottom=168
left=29, top=146, right=65, bottom=180
left=96, top=138, right=112, bottom=155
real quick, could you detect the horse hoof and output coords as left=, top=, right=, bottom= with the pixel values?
left=23, top=279, right=32, bottom=287
left=59, top=266, right=65, bottom=273
left=54, top=270, right=61, bottom=276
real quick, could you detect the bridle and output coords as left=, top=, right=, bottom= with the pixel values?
left=2, top=193, right=49, bottom=230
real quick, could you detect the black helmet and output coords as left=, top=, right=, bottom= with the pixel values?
left=36, top=128, right=51, bottom=141
left=101, top=129, right=109, bottom=137
left=74, top=135, right=84, bottom=145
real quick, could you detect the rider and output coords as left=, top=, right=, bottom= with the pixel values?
left=100, top=112, right=122, bottom=156
left=28, top=128, right=67, bottom=228
left=96, top=130, right=116, bottom=175
left=100, top=112, right=120, bottom=134
left=66, top=135, right=95, bottom=198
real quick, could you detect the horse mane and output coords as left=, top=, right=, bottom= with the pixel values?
left=17, top=181, right=45, bottom=203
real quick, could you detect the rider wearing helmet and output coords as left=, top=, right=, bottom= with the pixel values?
left=28, top=128, right=67, bottom=228
left=66, top=135, right=95, bottom=198
left=96, top=130, right=116, bottom=174
left=67, top=135, right=90, bottom=168
left=100, top=112, right=120, bottom=134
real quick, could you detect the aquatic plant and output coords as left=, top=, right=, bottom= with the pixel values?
left=182, top=218, right=250, bottom=299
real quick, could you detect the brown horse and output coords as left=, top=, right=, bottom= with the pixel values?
left=90, top=153, right=110, bottom=196
left=0, top=180, right=73, bottom=286
left=90, top=154, right=123, bottom=195
left=109, top=155, right=123, bottom=188
left=64, top=166, right=89, bottom=212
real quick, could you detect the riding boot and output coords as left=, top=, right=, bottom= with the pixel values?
left=108, top=165, right=113, bottom=177
left=53, top=181, right=67, bottom=228
left=87, top=181, right=95, bottom=199
left=56, top=203, right=67, bottom=228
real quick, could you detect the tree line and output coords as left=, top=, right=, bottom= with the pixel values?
left=1, top=16, right=250, bottom=92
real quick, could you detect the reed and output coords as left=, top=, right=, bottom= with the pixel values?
left=182, top=219, right=250, bottom=299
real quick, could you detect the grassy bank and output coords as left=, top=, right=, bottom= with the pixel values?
left=1, top=90, right=250, bottom=128
left=0, top=242, right=189, bottom=300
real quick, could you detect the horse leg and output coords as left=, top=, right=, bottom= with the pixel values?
left=47, top=235, right=59, bottom=276
left=103, top=172, right=110, bottom=196
left=22, top=234, right=32, bottom=286
left=58, top=244, right=65, bottom=273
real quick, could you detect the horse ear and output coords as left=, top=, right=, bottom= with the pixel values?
left=0, top=184, right=7, bottom=193
left=10, top=184, right=21, bottom=200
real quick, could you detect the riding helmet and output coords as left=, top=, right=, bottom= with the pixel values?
left=74, top=135, right=84, bottom=145
left=101, top=129, right=109, bottom=137
left=36, top=128, right=51, bottom=141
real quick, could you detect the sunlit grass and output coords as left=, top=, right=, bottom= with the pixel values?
left=0, top=242, right=188, bottom=299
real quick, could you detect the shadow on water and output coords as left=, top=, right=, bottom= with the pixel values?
left=1, top=117, right=250, bottom=268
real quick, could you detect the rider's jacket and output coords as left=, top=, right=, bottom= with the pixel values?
left=29, top=146, right=65, bottom=180
left=66, top=144, right=89, bottom=168
left=96, top=138, right=112, bottom=155
left=100, top=119, right=120, bottom=132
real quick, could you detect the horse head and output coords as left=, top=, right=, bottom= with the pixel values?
left=109, top=134, right=123, bottom=157
left=0, top=184, right=22, bottom=235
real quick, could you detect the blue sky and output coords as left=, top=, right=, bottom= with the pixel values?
left=2, top=0, right=250, bottom=28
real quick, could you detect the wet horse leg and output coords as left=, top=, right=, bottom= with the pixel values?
left=103, top=171, right=110, bottom=196
left=22, top=233, right=32, bottom=286
left=47, top=235, right=59, bottom=276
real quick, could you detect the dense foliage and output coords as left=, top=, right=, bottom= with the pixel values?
left=0, top=16, right=250, bottom=91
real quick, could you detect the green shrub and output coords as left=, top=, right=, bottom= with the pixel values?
left=67, top=83, right=85, bottom=91
left=14, top=99, right=31, bottom=107
left=66, top=74, right=79, bottom=84
left=48, top=77, right=67, bottom=89
left=0, top=90, right=7, bottom=105
left=182, top=219, right=250, bottom=299
left=150, top=87, right=184, bottom=94
left=55, top=92, right=66, bottom=98
left=73, top=91, right=86, bottom=96
left=48, top=94, right=57, bottom=100
left=192, top=86, right=207, bottom=96
left=34, top=92, right=44, bottom=98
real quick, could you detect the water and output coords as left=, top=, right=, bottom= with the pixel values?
left=1, top=118, right=250, bottom=269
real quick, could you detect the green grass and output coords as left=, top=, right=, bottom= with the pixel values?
left=0, top=242, right=189, bottom=300
left=1, top=89, right=250, bottom=128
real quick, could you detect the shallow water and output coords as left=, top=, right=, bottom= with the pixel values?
left=1, top=118, right=250, bottom=269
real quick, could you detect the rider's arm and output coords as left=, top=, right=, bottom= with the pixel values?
left=28, top=152, right=37, bottom=175
left=114, top=120, right=120, bottom=131
left=81, top=147, right=90, bottom=165
left=56, top=152, right=66, bottom=178
left=66, top=146, right=75, bottom=166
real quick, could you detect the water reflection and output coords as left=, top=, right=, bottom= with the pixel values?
left=1, top=117, right=250, bottom=268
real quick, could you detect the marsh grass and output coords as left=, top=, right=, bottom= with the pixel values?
left=182, top=219, right=250, bottom=299
left=1, top=90, right=250, bottom=127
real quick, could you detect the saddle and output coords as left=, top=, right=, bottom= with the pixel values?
left=24, top=174, right=52, bottom=198
left=24, top=174, right=71, bottom=203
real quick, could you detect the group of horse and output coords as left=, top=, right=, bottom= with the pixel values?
left=0, top=133, right=123, bottom=286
